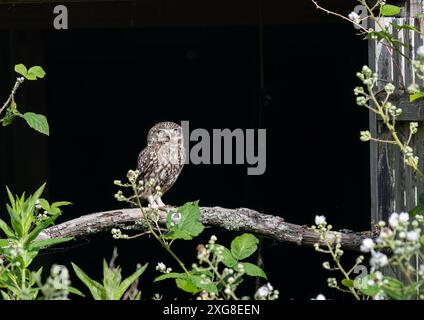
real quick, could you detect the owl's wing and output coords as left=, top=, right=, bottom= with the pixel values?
left=137, top=146, right=157, bottom=181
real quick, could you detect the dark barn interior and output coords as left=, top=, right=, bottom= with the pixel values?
left=0, top=0, right=369, bottom=299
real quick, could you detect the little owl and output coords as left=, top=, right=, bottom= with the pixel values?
left=136, top=121, right=185, bottom=208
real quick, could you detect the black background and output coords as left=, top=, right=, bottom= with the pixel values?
left=0, top=0, right=369, bottom=300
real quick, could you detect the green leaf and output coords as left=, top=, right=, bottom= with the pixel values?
left=30, top=237, right=73, bottom=250
left=51, top=201, right=72, bottom=208
left=231, top=233, right=259, bottom=260
left=357, top=274, right=380, bottom=297
left=0, top=219, right=15, bottom=238
left=25, top=213, right=60, bottom=245
left=6, top=186, right=15, bottom=207
left=390, top=22, right=419, bottom=32
left=69, top=286, right=85, bottom=297
left=71, top=262, right=104, bottom=300
left=0, top=290, right=11, bottom=300
left=175, top=277, right=201, bottom=294
left=189, top=275, right=218, bottom=294
left=380, top=4, right=401, bottom=17
left=410, top=92, right=424, bottom=102
left=341, top=279, right=355, bottom=288
left=14, top=64, right=27, bottom=77
left=154, top=272, right=187, bottom=282
left=0, top=239, right=9, bottom=247
left=382, top=276, right=405, bottom=300
left=115, top=263, right=148, bottom=299
left=38, top=199, right=50, bottom=211
left=24, top=73, right=37, bottom=80
left=211, top=244, right=237, bottom=267
left=409, top=193, right=424, bottom=217
left=22, top=112, right=49, bottom=136
left=164, top=202, right=204, bottom=240
left=240, top=262, right=267, bottom=279
left=27, top=66, right=46, bottom=79
left=420, top=235, right=424, bottom=245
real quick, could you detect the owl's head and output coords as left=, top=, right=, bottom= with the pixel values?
left=147, top=121, right=183, bottom=146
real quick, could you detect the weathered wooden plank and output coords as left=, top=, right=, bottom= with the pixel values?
left=369, top=2, right=424, bottom=282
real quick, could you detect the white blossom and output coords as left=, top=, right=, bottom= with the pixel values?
left=406, top=231, right=419, bottom=242
left=155, top=262, right=167, bottom=273
left=370, top=252, right=388, bottom=269
left=348, top=12, right=361, bottom=24
left=399, top=212, right=409, bottom=223
left=255, top=285, right=270, bottom=299
left=360, top=238, right=375, bottom=252
left=388, top=213, right=399, bottom=228
left=384, top=83, right=395, bottom=94
left=315, top=215, right=326, bottom=226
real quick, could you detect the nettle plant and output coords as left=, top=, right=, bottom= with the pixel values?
left=113, top=170, right=276, bottom=300
left=309, top=0, right=424, bottom=300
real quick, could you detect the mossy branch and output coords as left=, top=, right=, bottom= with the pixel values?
left=35, top=206, right=372, bottom=252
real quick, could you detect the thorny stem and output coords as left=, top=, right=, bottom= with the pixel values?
left=0, top=78, right=22, bottom=117
left=368, top=85, right=424, bottom=181
left=131, top=184, right=190, bottom=275
left=324, top=237, right=361, bottom=300
left=312, top=0, right=415, bottom=88
left=204, top=259, right=239, bottom=300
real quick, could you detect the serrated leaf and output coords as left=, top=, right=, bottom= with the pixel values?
left=164, top=202, right=204, bottom=240
left=240, top=262, right=267, bottom=279
left=71, top=262, right=104, bottom=300
left=175, top=277, right=201, bottom=294
left=22, top=112, right=49, bottom=136
left=14, top=64, right=27, bottom=77
left=189, top=275, right=218, bottom=294
left=357, top=274, right=380, bottom=297
left=115, top=263, right=148, bottom=300
left=381, top=4, right=401, bottom=17
left=231, top=233, right=259, bottom=260
left=27, top=66, right=46, bottom=79
left=211, top=244, right=237, bottom=267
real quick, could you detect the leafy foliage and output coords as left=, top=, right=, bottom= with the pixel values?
left=0, top=64, right=49, bottom=135
left=71, top=257, right=148, bottom=300
left=0, top=185, right=76, bottom=299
